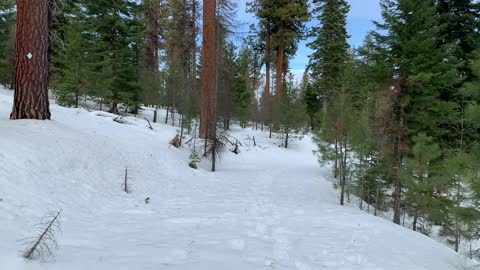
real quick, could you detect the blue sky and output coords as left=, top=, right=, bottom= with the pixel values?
left=235, top=0, right=382, bottom=77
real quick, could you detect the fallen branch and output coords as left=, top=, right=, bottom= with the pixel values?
left=184, top=136, right=194, bottom=145
left=144, top=117, right=153, bottom=130
left=21, top=210, right=62, bottom=262
left=113, top=115, right=123, bottom=123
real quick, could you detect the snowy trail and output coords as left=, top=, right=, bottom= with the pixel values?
left=54, top=152, right=333, bottom=270
left=0, top=87, right=472, bottom=269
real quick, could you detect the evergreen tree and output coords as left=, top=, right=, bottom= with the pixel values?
left=402, top=133, right=443, bottom=234
left=272, top=73, right=306, bottom=148
left=48, top=1, right=146, bottom=113
left=438, top=49, right=480, bottom=252
left=309, top=0, right=351, bottom=205
left=249, top=0, right=308, bottom=134
left=440, top=152, right=480, bottom=252
left=0, top=0, right=15, bottom=87
left=269, top=0, right=309, bottom=95
left=217, top=42, right=236, bottom=129
left=50, top=3, right=88, bottom=107
left=372, top=0, right=460, bottom=224
left=233, top=45, right=256, bottom=127
left=308, top=0, right=350, bottom=114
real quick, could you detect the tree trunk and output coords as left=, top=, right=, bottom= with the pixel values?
left=11, top=0, right=51, bottom=120
left=392, top=179, right=402, bottom=224
left=200, top=0, right=215, bottom=139
left=285, top=128, right=289, bottom=148
left=265, top=24, right=271, bottom=125
left=307, top=112, right=314, bottom=131
left=339, top=142, right=345, bottom=206
left=391, top=80, right=406, bottom=225
left=110, top=100, right=119, bottom=114
left=412, top=215, right=418, bottom=231
left=455, top=234, right=459, bottom=252
left=374, top=180, right=380, bottom=216
left=275, top=40, right=284, bottom=95
left=359, top=178, right=364, bottom=210
left=190, top=0, right=197, bottom=117
left=343, top=139, right=348, bottom=203
left=334, top=138, right=339, bottom=179
left=143, top=0, right=160, bottom=105
left=165, top=106, right=169, bottom=124
left=179, top=113, right=184, bottom=146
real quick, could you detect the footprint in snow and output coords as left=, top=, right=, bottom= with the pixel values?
left=231, top=239, right=246, bottom=251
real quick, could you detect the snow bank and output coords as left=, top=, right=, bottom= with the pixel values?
left=0, top=87, right=473, bottom=270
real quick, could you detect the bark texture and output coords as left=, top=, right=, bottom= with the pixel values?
left=11, top=0, right=51, bottom=120
left=200, top=0, right=215, bottom=139
left=275, top=40, right=284, bottom=96
left=142, top=0, right=160, bottom=105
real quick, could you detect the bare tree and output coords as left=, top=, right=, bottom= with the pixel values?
left=21, top=210, right=62, bottom=262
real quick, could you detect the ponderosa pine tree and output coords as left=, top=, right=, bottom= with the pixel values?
left=270, top=0, right=308, bottom=96
left=141, top=0, right=161, bottom=107
left=248, top=0, right=308, bottom=136
left=11, top=0, right=51, bottom=120
left=247, top=0, right=276, bottom=128
left=200, top=0, right=216, bottom=139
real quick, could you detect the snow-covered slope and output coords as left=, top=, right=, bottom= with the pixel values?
left=0, top=87, right=472, bottom=270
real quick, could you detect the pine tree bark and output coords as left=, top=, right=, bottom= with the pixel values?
left=190, top=0, right=197, bottom=114
left=11, top=0, right=51, bottom=120
left=143, top=0, right=160, bottom=105
left=275, top=40, right=284, bottom=95
left=200, top=0, right=215, bottom=139
left=391, top=81, right=405, bottom=225
left=264, top=24, right=271, bottom=125
left=412, top=215, right=418, bottom=231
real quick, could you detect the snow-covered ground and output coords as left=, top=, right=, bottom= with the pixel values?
left=0, top=87, right=474, bottom=270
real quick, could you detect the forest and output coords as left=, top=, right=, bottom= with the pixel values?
left=0, top=0, right=480, bottom=263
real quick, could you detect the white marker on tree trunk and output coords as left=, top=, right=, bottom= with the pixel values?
left=27, top=52, right=32, bottom=59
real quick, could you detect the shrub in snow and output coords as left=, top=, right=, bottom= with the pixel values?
left=189, top=151, right=201, bottom=169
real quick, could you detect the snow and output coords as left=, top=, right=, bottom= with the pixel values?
left=0, top=86, right=474, bottom=270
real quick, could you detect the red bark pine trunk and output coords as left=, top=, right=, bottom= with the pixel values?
left=11, top=0, right=51, bottom=120
left=200, top=0, right=215, bottom=139
left=276, top=41, right=284, bottom=96
left=264, top=25, right=271, bottom=123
